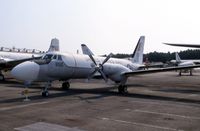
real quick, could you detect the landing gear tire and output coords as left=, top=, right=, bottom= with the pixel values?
left=0, top=74, right=5, bottom=81
left=118, top=85, right=128, bottom=94
left=190, top=69, right=193, bottom=76
left=42, top=91, right=49, bottom=97
left=62, top=82, right=70, bottom=90
left=179, top=71, right=182, bottom=76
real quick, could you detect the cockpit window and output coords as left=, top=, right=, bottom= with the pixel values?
left=41, top=54, right=62, bottom=61
left=58, top=55, right=62, bottom=61
left=52, top=55, right=57, bottom=60
left=42, top=54, right=53, bottom=60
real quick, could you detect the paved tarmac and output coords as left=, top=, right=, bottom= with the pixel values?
left=0, top=71, right=200, bottom=131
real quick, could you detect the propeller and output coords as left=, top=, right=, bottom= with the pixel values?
left=88, top=53, right=113, bottom=82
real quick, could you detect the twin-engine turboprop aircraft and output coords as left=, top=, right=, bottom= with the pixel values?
left=11, top=36, right=200, bottom=97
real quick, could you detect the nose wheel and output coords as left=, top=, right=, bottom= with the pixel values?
left=62, top=82, right=70, bottom=90
left=118, top=85, right=128, bottom=94
left=41, top=81, right=51, bottom=97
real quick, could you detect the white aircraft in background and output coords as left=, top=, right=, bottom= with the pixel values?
left=11, top=36, right=200, bottom=97
left=164, top=43, right=200, bottom=76
left=0, top=38, right=59, bottom=81
left=171, top=52, right=200, bottom=76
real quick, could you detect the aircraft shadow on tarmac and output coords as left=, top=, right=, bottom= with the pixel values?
left=154, top=88, right=200, bottom=94
left=0, top=81, right=200, bottom=105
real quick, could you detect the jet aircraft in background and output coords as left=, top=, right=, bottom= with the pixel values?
left=0, top=38, right=59, bottom=81
left=11, top=36, right=200, bottom=97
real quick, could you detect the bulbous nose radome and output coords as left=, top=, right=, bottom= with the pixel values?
left=11, top=61, right=40, bottom=82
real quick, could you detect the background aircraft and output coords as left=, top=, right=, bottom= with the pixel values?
left=0, top=38, right=59, bottom=81
left=164, top=43, right=200, bottom=75
left=11, top=36, right=200, bottom=97
left=170, top=52, right=197, bottom=76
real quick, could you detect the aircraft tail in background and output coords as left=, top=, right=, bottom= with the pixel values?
left=175, top=52, right=182, bottom=63
left=48, top=38, right=60, bottom=52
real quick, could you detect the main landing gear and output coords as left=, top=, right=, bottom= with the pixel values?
left=118, top=85, right=128, bottom=94
left=62, top=82, right=70, bottom=90
left=0, top=72, right=5, bottom=81
left=179, top=69, right=193, bottom=76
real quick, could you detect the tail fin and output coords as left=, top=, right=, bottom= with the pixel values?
left=131, top=36, right=145, bottom=64
left=175, top=52, right=181, bottom=63
left=81, top=44, right=94, bottom=55
left=48, top=38, right=60, bottom=52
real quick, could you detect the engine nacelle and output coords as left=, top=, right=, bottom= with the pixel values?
left=103, top=63, right=131, bottom=82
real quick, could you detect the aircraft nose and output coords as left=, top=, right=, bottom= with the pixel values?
left=11, top=61, right=40, bottom=82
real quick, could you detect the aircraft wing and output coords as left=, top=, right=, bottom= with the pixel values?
left=0, top=56, right=41, bottom=70
left=163, top=43, right=200, bottom=48
left=138, top=63, right=164, bottom=69
left=123, top=65, right=200, bottom=77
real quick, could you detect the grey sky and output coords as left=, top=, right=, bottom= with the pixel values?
left=0, top=0, right=200, bottom=55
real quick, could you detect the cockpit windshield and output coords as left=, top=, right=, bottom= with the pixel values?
left=42, top=54, right=53, bottom=60
left=42, top=54, right=63, bottom=61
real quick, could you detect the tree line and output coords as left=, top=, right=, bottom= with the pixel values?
left=112, top=49, right=200, bottom=63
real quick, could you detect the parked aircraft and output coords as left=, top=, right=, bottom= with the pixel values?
left=0, top=38, right=59, bottom=81
left=170, top=52, right=197, bottom=76
left=11, top=36, right=200, bottom=97
left=164, top=43, right=200, bottom=75
left=171, top=52, right=200, bottom=65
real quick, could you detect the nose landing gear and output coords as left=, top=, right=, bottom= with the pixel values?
left=42, top=81, right=51, bottom=97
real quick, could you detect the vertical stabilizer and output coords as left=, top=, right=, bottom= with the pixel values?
left=81, top=44, right=94, bottom=55
left=131, top=36, right=145, bottom=64
left=48, top=38, right=60, bottom=52
left=175, top=52, right=181, bottom=63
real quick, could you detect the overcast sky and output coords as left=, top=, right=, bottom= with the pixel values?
left=0, top=0, right=200, bottom=55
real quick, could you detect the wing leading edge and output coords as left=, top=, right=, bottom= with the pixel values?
left=123, top=65, right=200, bottom=77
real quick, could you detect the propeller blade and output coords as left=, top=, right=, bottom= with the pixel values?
left=102, top=53, right=113, bottom=65
left=88, top=69, right=98, bottom=80
left=99, top=70, right=108, bottom=82
left=87, top=53, right=111, bottom=83
left=88, top=54, right=97, bottom=66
